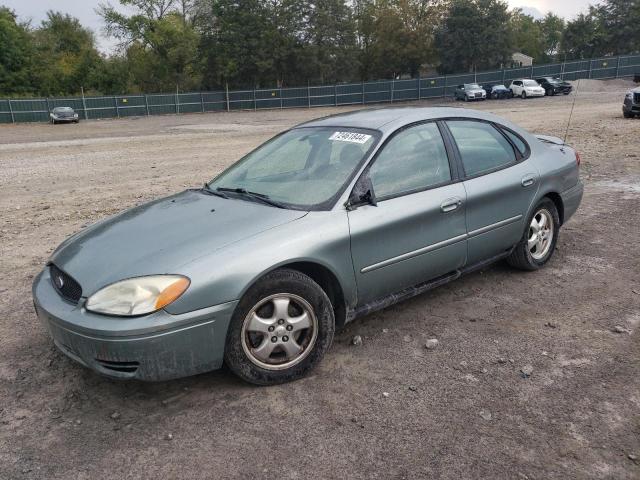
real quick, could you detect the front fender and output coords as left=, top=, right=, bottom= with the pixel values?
left=165, top=211, right=356, bottom=315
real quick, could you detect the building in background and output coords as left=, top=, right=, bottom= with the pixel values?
left=512, top=52, right=534, bottom=68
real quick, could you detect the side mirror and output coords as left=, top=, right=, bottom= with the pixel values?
left=347, top=174, right=377, bottom=210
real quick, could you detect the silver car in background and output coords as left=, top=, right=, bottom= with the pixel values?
left=50, top=107, right=80, bottom=124
left=33, top=107, right=583, bottom=385
left=454, top=83, right=487, bottom=101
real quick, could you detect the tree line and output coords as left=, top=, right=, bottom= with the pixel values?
left=0, top=0, right=638, bottom=97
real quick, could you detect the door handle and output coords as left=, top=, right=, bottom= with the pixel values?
left=441, top=198, right=462, bottom=213
left=521, top=175, right=536, bottom=187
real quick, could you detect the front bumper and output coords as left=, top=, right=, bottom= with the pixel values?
left=33, top=268, right=237, bottom=381
left=561, top=180, right=584, bottom=224
left=526, top=90, right=545, bottom=97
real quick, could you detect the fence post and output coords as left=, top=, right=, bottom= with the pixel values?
left=615, top=56, right=621, bottom=78
left=8, top=99, right=14, bottom=123
left=144, top=94, right=149, bottom=116
left=253, top=88, right=257, bottom=111
left=81, top=87, right=88, bottom=120
left=225, top=83, right=230, bottom=112
left=391, top=78, right=394, bottom=103
left=444, top=75, right=448, bottom=98
left=308, top=81, right=312, bottom=108
left=175, top=85, right=179, bottom=114
left=280, top=87, right=283, bottom=109
left=201, top=92, right=205, bottom=113
left=417, top=73, right=421, bottom=100
left=45, top=97, right=50, bottom=116
left=361, top=81, right=365, bottom=104
left=502, top=68, right=506, bottom=83
left=334, top=84, right=337, bottom=106
left=531, top=65, right=534, bottom=78
left=560, top=61, right=565, bottom=80
left=114, top=96, right=120, bottom=118
left=588, top=60, right=593, bottom=79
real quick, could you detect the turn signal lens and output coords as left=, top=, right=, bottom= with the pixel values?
left=155, top=277, right=190, bottom=310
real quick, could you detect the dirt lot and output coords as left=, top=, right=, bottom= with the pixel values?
left=1, top=80, right=639, bottom=479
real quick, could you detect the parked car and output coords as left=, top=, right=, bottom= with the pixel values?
left=509, top=79, right=546, bottom=99
left=535, top=77, right=573, bottom=96
left=50, top=107, right=79, bottom=124
left=623, top=87, right=640, bottom=118
left=454, top=83, right=487, bottom=101
left=33, top=107, right=583, bottom=385
left=483, top=84, right=512, bottom=99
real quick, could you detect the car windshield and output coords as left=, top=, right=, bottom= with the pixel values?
left=494, top=85, right=507, bottom=89
left=208, top=127, right=378, bottom=210
left=465, top=83, right=481, bottom=89
left=53, top=107, right=73, bottom=113
left=524, top=80, right=539, bottom=87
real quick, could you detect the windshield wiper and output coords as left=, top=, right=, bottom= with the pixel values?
left=201, top=183, right=229, bottom=199
left=216, top=187, right=287, bottom=209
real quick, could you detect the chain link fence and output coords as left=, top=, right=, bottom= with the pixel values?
left=1, top=54, right=639, bottom=124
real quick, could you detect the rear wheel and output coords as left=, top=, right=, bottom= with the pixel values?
left=224, top=269, right=335, bottom=385
left=507, top=198, right=559, bottom=271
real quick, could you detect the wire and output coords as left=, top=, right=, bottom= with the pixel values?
left=563, top=78, right=581, bottom=145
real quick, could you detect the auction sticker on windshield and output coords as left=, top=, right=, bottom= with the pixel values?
left=329, top=132, right=372, bottom=144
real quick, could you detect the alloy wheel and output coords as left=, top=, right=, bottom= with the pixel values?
left=528, top=209, right=554, bottom=260
left=241, top=293, right=318, bottom=370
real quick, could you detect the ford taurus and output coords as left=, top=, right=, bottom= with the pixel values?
left=33, top=107, right=583, bottom=385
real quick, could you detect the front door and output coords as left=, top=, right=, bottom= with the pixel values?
left=347, top=122, right=467, bottom=305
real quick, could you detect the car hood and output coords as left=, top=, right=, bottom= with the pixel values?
left=50, top=190, right=307, bottom=296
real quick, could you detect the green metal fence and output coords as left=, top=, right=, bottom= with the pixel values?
left=1, top=54, right=639, bottom=124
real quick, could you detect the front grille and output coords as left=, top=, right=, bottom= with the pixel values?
left=634, top=93, right=640, bottom=104
left=50, top=264, right=82, bottom=304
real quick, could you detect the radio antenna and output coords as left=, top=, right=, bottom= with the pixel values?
left=563, top=78, right=581, bottom=145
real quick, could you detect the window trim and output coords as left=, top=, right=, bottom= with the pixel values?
left=352, top=119, right=461, bottom=205
left=441, top=118, right=530, bottom=181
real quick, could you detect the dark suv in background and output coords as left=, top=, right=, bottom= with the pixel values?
left=536, top=77, right=573, bottom=96
left=623, top=87, right=640, bottom=118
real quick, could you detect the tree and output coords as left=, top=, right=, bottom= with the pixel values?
left=435, top=0, right=513, bottom=74
left=560, top=11, right=604, bottom=60
left=99, top=0, right=201, bottom=91
left=539, top=13, right=565, bottom=61
left=595, top=0, right=640, bottom=55
left=0, top=7, right=35, bottom=95
left=510, top=10, right=544, bottom=61
left=31, top=11, right=104, bottom=96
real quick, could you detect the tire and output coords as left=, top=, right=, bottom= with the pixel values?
left=623, top=110, right=633, bottom=118
left=224, top=268, right=335, bottom=385
left=507, top=198, right=560, bottom=271
left=521, top=91, right=527, bottom=99
left=464, top=95, right=469, bottom=102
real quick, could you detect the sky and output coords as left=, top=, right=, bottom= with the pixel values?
left=3, top=0, right=598, bottom=53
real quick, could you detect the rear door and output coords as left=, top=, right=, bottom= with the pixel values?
left=347, top=122, right=467, bottom=305
left=444, top=119, right=539, bottom=265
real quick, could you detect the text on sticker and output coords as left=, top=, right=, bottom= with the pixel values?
left=329, top=132, right=372, bottom=144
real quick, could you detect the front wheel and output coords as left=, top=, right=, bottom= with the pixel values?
left=224, top=269, right=335, bottom=385
left=507, top=198, right=559, bottom=271
left=521, top=91, right=527, bottom=99
left=623, top=110, right=633, bottom=118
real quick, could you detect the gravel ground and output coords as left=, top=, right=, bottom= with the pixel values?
left=1, top=81, right=639, bottom=479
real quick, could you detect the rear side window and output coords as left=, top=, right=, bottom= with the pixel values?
left=369, top=122, right=451, bottom=199
left=502, top=129, right=528, bottom=157
left=447, top=120, right=517, bottom=177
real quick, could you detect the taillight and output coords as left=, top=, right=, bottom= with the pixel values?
left=575, top=151, right=581, bottom=167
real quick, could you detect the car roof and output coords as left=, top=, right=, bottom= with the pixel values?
left=297, top=106, right=513, bottom=133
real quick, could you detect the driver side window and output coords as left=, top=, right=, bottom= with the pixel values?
left=368, top=122, right=451, bottom=199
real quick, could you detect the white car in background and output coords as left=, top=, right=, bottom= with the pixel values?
left=509, top=79, right=545, bottom=99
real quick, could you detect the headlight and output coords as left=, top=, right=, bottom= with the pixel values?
left=626, top=92, right=633, bottom=99
left=86, top=275, right=190, bottom=316
left=74, top=114, right=78, bottom=118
